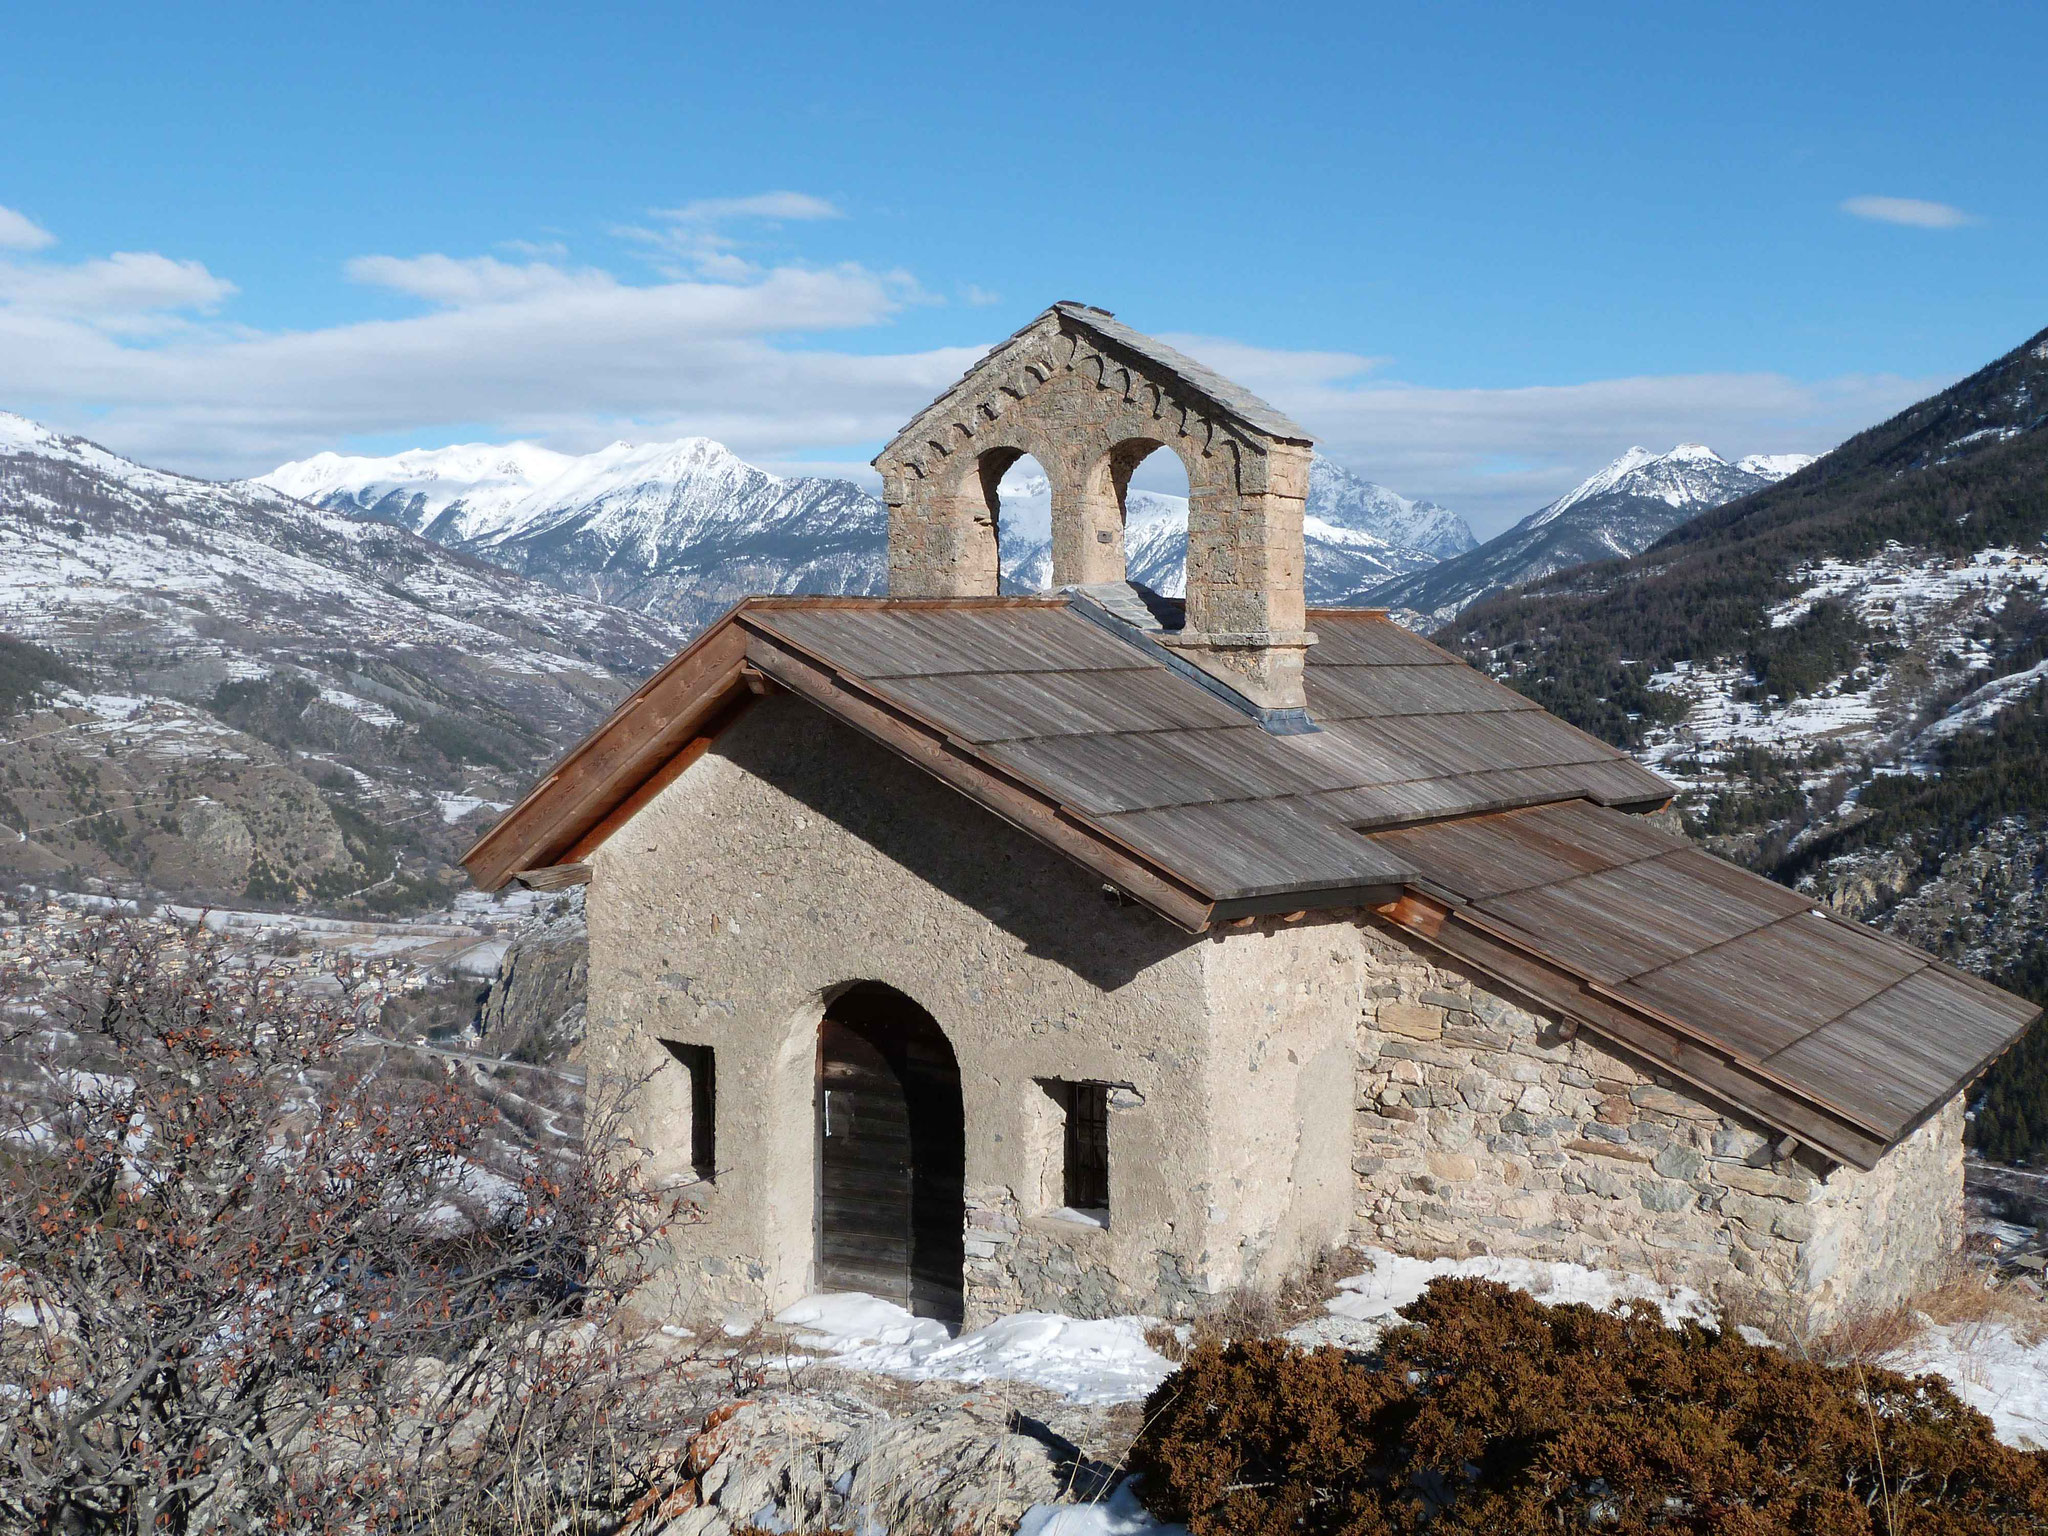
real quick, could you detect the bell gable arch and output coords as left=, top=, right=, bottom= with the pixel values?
left=874, top=302, right=1318, bottom=712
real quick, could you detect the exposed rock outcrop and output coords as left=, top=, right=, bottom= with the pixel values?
left=478, top=886, right=589, bottom=1066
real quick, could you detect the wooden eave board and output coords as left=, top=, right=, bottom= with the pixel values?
left=459, top=616, right=751, bottom=888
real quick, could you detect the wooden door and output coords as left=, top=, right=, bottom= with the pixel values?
left=817, top=1017, right=915, bottom=1305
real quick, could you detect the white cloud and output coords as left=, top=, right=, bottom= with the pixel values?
left=659, top=191, right=843, bottom=225
left=1841, top=195, right=1976, bottom=229
left=0, top=212, right=1940, bottom=535
left=0, top=205, right=56, bottom=251
left=0, top=251, right=235, bottom=334
left=345, top=253, right=613, bottom=306
left=623, top=190, right=849, bottom=281
left=1168, top=336, right=1935, bottom=532
left=0, top=239, right=970, bottom=478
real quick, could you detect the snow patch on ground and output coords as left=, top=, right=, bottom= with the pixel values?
left=1891, top=1323, right=2048, bottom=1449
left=781, top=1247, right=2045, bottom=1459
left=1019, top=1481, right=1187, bottom=1536
left=434, top=791, right=510, bottom=823
left=773, top=1293, right=1175, bottom=1406
left=1324, top=1247, right=1715, bottom=1330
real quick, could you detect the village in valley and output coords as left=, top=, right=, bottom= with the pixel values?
left=7, top=6, right=2048, bottom=1532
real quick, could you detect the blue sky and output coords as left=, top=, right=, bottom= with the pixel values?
left=2, top=0, right=2041, bottom=533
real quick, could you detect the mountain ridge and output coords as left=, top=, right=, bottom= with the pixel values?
left=1445, top=323, right=2048, bottom=1163
left=0, top=410, right=683, bottom=911
left=259, top=438, right=1478, bottom=625
left=1365, top=443, right=1815, bottom=629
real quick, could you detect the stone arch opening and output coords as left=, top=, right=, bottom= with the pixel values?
left=815, top=981, right=965, bottom=1326
left=1094, top=437, right=1194, bottom=597
left=878, top=302, right=1318, bottom=713
left=989, top=448, right=1055, bottom=590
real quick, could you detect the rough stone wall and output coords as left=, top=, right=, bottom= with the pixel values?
left=1349, top=922, right=1963, bottom=1330
left=1799, top=1099, right=1964, bottom=1315
left=586, top=693, right=1361, bottom=1327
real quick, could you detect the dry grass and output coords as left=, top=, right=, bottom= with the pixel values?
left=1809, top=1254, right=2048, bottom=1369
left=1144, top=1246, right=1372, bottom=1363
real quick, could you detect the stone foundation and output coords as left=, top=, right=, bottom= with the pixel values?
left=1349, top=922, right=1962, bottom=1332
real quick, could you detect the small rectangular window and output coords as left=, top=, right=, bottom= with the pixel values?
left=1048, top=1079, right=1110, bottom=1215
left=664, top=1042, right=716, bottom=1182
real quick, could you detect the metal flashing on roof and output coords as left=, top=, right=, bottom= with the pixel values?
left=1063, top=584, right=1319, bottom=735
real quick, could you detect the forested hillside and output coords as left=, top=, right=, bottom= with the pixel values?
left=1449, top=325, right=2048, bottom=1165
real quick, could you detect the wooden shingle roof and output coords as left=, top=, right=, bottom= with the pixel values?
left=462, top=593, right=2038, bottom=1169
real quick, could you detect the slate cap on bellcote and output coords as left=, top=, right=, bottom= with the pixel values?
left=873, top=301, right=1314, bottom=472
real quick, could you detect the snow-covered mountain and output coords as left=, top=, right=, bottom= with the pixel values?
left=1306, top=455, right=1477, bottom=558
left=262, top=441, right=580, bottom=545
left=1447, top=325, right=2048, bottom=1099
left=258, top=439, right=887, bottom=633
left=262, top=440, right=1472, bottom=626
left=1366, top=443, right=1815, bottom=629
left=1, top=411, right=683, bottom=909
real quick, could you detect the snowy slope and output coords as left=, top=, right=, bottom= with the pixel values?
left=260, top=441, right=579, bottom=545
left=1369, top=444, right=1814, bottom=629
left=1, top=411, right=682, bottom=907
left=1307, top=454, right=1476, bottom=557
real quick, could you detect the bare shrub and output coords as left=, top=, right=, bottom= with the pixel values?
left=0, top=919, right=716, bottom=1533
left=1129, top=1276, right=2048, bottom=1535
left=1810, top=1300, right=1928, bottom=1369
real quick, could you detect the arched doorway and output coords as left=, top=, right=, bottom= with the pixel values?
left=816, top=983, right=965, bottom=1326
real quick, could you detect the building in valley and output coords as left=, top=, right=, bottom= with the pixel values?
left=464, top=303, right=2039, bottom=1333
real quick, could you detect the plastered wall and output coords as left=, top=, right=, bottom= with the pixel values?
left=586, top=694, right=1358, bottom=1326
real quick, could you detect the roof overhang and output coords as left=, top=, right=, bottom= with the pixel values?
left=464, top=597, right=2040, bottom=1171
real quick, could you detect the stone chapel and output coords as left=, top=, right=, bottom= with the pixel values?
left=464, top=302, right=2039, bottom=1333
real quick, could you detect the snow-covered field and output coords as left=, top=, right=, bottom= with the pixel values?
left=775, top=1293, right=1174, bottom=1407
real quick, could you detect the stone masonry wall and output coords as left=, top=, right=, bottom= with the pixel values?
left=1350, top=921, right=1962, bottom=1332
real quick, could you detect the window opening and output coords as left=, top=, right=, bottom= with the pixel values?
left=1044, top=1079, right=1110, bottom=1216
left=664, top=1042, right=716, bottom=1182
